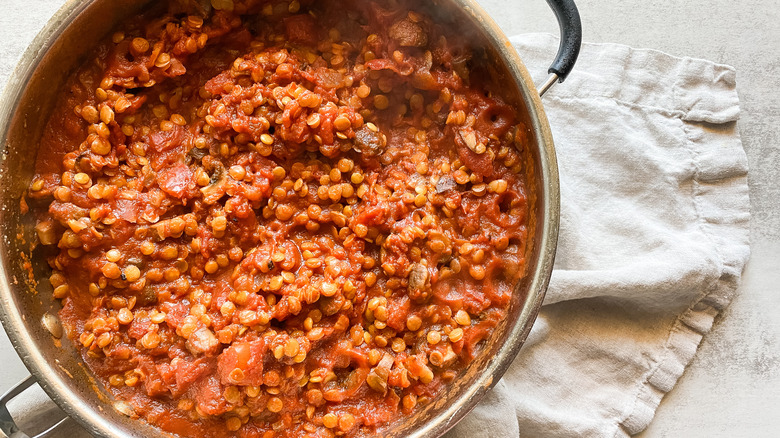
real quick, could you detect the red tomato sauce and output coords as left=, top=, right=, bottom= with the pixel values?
left=27, top=0, right=531, bottom=436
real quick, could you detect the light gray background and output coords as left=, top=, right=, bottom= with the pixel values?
left=1, top=0, right=778, bottom=436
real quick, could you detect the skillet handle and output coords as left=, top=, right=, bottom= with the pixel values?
left=0, top=376, right=70, bottom=438
left=538, top=0, right=582, bottom=96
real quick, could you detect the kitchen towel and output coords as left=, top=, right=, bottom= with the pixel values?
left=2, top=34, right=750, bottom=438
left=447, top=33, right=750, bottom=437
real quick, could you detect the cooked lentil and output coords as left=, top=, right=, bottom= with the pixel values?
left=27, top=0, right=532, bottom=437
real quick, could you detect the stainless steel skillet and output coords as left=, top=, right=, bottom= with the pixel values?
left=0, top=1, right=580, bottom=436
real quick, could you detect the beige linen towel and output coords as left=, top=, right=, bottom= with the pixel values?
left=447, top=33, right=750, bottom=438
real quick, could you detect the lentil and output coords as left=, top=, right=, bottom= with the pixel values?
left=406, top=315, right=422, bottom=332
left=454, top=309, right=471, bottom=326
left=323, top=413, right=338, bottom=429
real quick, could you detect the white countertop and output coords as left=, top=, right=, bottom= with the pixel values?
left=2, top=1, right=779, bottom=436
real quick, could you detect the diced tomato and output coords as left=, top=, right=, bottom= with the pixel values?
left=384, top=295, right=409, bottom=331
left=149, top=125, right=185, bottom=153
left=175, top=358, right=213, bottom=394
left=114, top=199, right=140, bottom=223
left=217, top=338, right=266, bottom=386
left=194, top=376, right=229, bottom=416
left=127, top=314, right=152, bottom=339
left=158, top=162, right=196, bottom=199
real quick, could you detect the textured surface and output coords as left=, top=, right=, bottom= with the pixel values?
left=1, top=0, right=779, bottom=436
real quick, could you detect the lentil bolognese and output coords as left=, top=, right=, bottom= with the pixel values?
left=27, top=0, right=531, bottom=436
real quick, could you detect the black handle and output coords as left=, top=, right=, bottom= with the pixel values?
left=545, top=0, right=582, bottom=82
